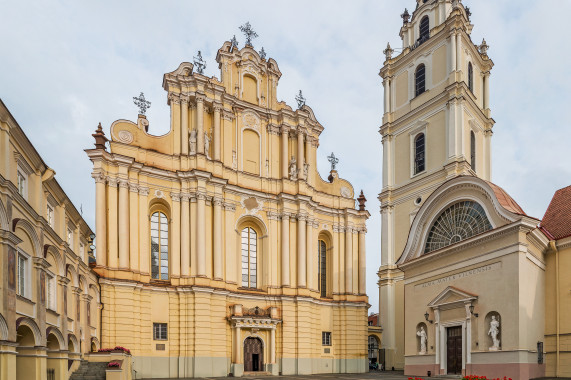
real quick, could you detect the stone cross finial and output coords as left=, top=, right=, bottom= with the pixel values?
left=383, top=43, right=394, bottom=60
left=193, top=51, right=206, bottom=74
left=259, top=47, right=266, bottom=60
left=295, top=90, right=306, bottom=109
left=133, top=92, right=151, bottom=115
left=239, top=22, right=258, bottom=47
left=230, top=35, right=239, bottom=49
left=327, top=152, right=339, bottom=171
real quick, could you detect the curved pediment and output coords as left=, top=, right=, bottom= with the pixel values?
left=397, top=176, right=528, bottom=264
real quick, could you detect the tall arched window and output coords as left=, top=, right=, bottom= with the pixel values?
left=470, top=131, right=476, bottom=171
left=150, top=211, right=169, bottom=280
left=241, top=227, right=257, bottom=288
left=415, top=64, right=426, bottom=97
left=468, top=62, right=474, bottom=92
left=419, top=16, right=430, bottom=43
left=414, top=133, right=426, bottom=175
left=318, top=240, right=327, bottom=298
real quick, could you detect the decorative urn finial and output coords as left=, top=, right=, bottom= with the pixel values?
left=479, top=38, right=489, bottom=55
left=401, top=8, right=410, bottom=24
left=383, top=43, right=394, bottom=60
left=357, top=190, right=367, bottom=211
left=92, top=123, right=108, bottom=150
left=193, top=51, right=206, bottom=75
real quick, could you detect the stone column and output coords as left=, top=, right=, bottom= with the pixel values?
left=483, top=72, right=490, bottom=110
left=483, top=129, right=493, bottom=181
left=107, top=178, right=118, bottom=268
left=171, top=193, right=181, bottom=278
left=181, top=194, right=190, bottom=277
left=181, top=96, right=189, bottom=155
left=281, top=127, right=289, bottom=178
left=450, top=33, right=457, bottom=73
left=456, top=33, right=462, bottom=74
left=213, top=197, right=223, bottom=280
left=297, top=214, right=306, bottom=288
left=213, top=104, right=222, bottom=161
left=138, top=187, right=150, bottom=275
left=224, top=203, right=236, bottom=283
left=129, top=183, right=139, bottom=272
left=196, top=193, right=206, bottom=277
left=358, top=228, right=366, bottom=295
left=196, top=95, right=205, bottom=154
left=305, top=219, right=313, bottom=289
left=297, top=129, right=304, bottom=176
left=332, top=225, right=340, bottom=294
left=94, top=174, right=107, bottom=266
left=435, top=308, right=441, bottom=367
left=345, top=227, right=353, bottom=294
left=169, top=93, right=181, bottom=155
left=233, top=325, right=242, bottom=363
left=281, top=213, right=290, bottom=286
left=305, top=137, right=312, bottom=184
left=383, top=78, right=390, bottom=115
left=270, top=327, right=276, bottom=363
left=118, top=179, right=130, bottom=269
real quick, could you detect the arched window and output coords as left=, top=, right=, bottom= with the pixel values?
left=415, top=64, right=426, bottom=97
left=419, top=16, right=430, bottom=43
left=470, top=131, right=476, bottom=171
left=468, top=62, right=474, bottom=92
left=414, top=133, right=425, bottom=175
left=150, top=211, right=169, bottom=280
left=241, top=227, right=257, bottom=288
left=318, top=240, right=327, bottom=298
left=424, top=201, right=492, bottom=253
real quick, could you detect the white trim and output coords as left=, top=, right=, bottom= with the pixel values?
left=409, top=123, right=428, bottom=178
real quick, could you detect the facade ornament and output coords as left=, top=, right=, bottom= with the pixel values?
left=401, top=8, right=410, bottom=24
left=189, top=129, right=197, bottom=154
left=193, top=51, right=206, bottom=75
left=230, top=35, right=239, bottom=50
left=265, top=159, right=270, bottom=177
left=92, top=172, right=106, bottom=184
left=167, top=92, right=180, bottom=105
left=327, top=152, right=339, bottom=171
left=133, top=92, right=151, bottom=116
left=154, top=189, right=165, bottom=199
left=266, top=211, right=280, bottom=221
left=303, top=162, right=309, bottom=179
left=234, top=82, right=239, bottom=97
left=107, top=177, right=119, bottom=188
left=129, top=183, right=139, bottom=193
left=259, top=47, right=266, bottom=59
left=204, top=131, right=211, bottom=159
left=489, top=315, right=500, bottom=350
left=92, top=123, right=108, bottom=150
left=289, top=156, right=298, bottom=180
left=232, top=150, right=238, bottom=170
left=138, top=187, right=150, bottom=196
left=295, top=90, right=306, bottom=109
left=357, top=190, right=367, bottom=211
left=479, top=38, right=489, bottom=55
left=417, top=326, right=427, bottom=354
left=118, top=179, right=130, bottom=189
left=465, top=6, right=471, bottom=20
left=170, top=192, right=181, bottom=202
left=117, top=130, right=134, bottom=144
left=240, top=196, right=264, bottom=216
left=383, top=43, right=394, bottom=60
left=452, top=0, right=461, bottom=10
left=239, top=22, right=258, bottom=47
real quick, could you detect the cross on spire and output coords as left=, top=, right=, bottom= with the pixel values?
left=327, top=152, right=339, bottom=171
left=239, top=22, right=258, bottom=47
left=193, top=51, right=206, bottom=74
left=230, top=35, right=239, bottom=49
left=133, top=92, right=151, bottom=115
left=295, top=90, right=306, bottom=109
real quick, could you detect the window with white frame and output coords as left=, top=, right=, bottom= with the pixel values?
left=67, top=228, right=73, bottom=246
left=153, top=323, right=168, bottom=340
left=17, top=170, right=27, bottom=198
left=46, top=204, right=54, bottom=228
left=46, top=272, right=56, bottom=311
left=17, top=253, right=28, bottom=298
left=322, top=332, right=332, bottom=346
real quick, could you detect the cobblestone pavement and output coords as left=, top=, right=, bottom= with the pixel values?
left=143, top=371, right=414, bottom=380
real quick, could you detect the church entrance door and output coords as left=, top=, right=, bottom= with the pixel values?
left=244, top=337, right=263, bottom=372
left=446, top=326, right=462, bottom=374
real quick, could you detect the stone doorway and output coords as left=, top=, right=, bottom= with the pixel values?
left=244, top=337, right=263, bottom=372
left=446, top=326, right=462, bottom=374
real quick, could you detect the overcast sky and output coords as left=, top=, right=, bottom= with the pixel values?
left=1, top=0, right=570, bottom=314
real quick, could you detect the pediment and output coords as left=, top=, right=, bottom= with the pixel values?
left=428, top=286, right=477, bottom=309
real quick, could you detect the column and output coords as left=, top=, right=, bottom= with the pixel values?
left=465, top=304, right=472, bottom=366
left=297, top=129, right=304, bottom=176
left=107, top=178, right=118, bottom=268
left=118, top=179, right=130, bottom=269
left=196, top=95, right=205, bottom=154
left=483, top=72, right=490, bottom=110
left=305, top=219, right=313, bottom=290
left=380, top=205, right=394, bottom=266
left=456, top=32, right=462, bottom=74
left=280, top=213, right=290, bottom=286
left=129, top=183, right=139, bottom=271
left=233, top=325, right=242, bottom=363
left=297, top=215, right=306, bottom=288
left=171, top=193, right=181, bottom=278
left=169, top=93, right=181, bottom=155
left=181, top=194, right=190, bottom=277
left=450, top=33, right=457, bottom=73
left=196, top=193, right=206, bottom=277
left=332, top=226, right=340, bottom=294
left=281, top=127, right=289, bottom=178
left=358, top=228, right=366, bottom=295
left=435, top=309, right=441, bottom=367
left=345, top=227, right=353, bottom=294
left=383, top=78, right=390, bottom=115
left=270, top=327, right=276, bottom=364
left=225, top=203, right=236, bottom=283
left=305, top=137, right=312, bottom=185
left=138, top=187, right=150, bottom=274
left=483, top=130, right=492, bottom=181
left=213, top=104, right=222, bottom=161
left=181, top=96, right=189, bottom=155
left=94, top=174, right=107, bottom=266
left=213, top=197, right=223, bottom=280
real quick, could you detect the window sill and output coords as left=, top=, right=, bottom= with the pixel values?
left=16, top=294, right=35, bottom=305
left=238, top=287, right=265, bottom=293
left=46, top=308, right=60, bottom=317
left=412, top=89, right=429, bottom=101
left=150, top=279, right=171, bottom=286
left=411, top=170, right=427, bottom=179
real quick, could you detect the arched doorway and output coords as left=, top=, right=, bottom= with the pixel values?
left=368, top=335, right=380, bottom=368
left=244, top=337, right=263, bottom=372
left=16, top=324, right=39, bottom=380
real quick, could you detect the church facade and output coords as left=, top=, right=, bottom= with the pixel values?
left=85, top=37, right=369, bottom=378
left=377, top=1, right=568, bottom=379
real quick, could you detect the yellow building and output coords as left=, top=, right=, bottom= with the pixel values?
left=0, top=99, right=101, bottom=380
left=86, top=36, right=369, bottom=378
left=377, top=1, right=562, bottom=378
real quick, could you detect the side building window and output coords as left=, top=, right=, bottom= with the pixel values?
left=17, top=252, right=28, bottom=298
left=415, top=64, right=426, bottom=97
left=150, top=211, right=169, bottom=280
left=241, top=227, right=257, bottom=288
left=468, top=62, right=474, bottom=92
left=470, top=131, right=476, bottom=171
left=153, top=323, right=168, bottom=340
left=414, top=133, right=426, bottom=175
left=318, top=240, right=327, bottom=298
left=322, top=332, right=332, bottom=346
left=17, top=170, right=27, bottom=199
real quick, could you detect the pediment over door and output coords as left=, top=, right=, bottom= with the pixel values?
left=428, top=286, right=478, bottom=311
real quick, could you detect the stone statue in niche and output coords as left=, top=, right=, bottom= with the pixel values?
left=189, top=129, right=197, bottom=154
left=488, top=315, right=500, bottom=350
left=417, top=326, right=427, bottom=354
left=289, top=156, right=298, bottom=180
left=204, top=131, right=211, bottom=159
left=303, top=162, right=309, bottom=179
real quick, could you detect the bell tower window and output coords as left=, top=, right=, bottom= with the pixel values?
left=414, top=133, right=426, bottom=175
left=419, top=16, right=430, bottom=44
left=150, top=211, right=169, bottom=280
left=468, top=62, right=474, bottom=93
left=470, top=131, right=476, bottom=171
left=415, top=64, right=426, bottom=97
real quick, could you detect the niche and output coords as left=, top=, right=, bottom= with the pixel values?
left=416, top=322, right=428, bottom=354
left=484, top=311, right=501, bottom=351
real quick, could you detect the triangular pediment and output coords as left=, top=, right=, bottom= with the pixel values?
left=428, top=286, right=478, bottom=309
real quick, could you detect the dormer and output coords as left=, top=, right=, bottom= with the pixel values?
left=216, top=42, right=282, bottom=108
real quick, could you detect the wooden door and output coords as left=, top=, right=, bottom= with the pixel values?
left=446, top=326, right=462, bottom=374
left=244, top=337, right=263, bottom=372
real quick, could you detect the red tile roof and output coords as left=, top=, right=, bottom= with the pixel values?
left=541, top=185, right=571, bottom=240
left=485, top=181, right=527, bottom=216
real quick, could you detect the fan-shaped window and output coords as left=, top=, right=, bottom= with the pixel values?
left=470, top=131, right=476, bottom=171
left=241, top=227, right=257, bottom=288
left=150, top=211, right=169, bottom=280
left=468, top=62, right=474, bottom=92
left=414, top=133, right=425, bottom=175
left=318, top=240, right=327, bottom=298
left=415, top=64, right=426, bottom=97
left=425, top=201, right=492, bottom=253
left=419, top=16, right=430, bottom=44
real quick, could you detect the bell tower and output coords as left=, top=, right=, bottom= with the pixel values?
left=377, top=0, right=494, bottom=370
